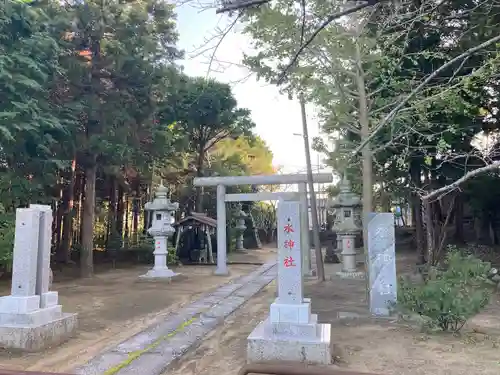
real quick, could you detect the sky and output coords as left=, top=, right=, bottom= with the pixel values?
left=174, top=2, right=326, bottom=174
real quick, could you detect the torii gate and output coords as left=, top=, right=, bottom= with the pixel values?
left=193, top=173, right=333, bottom=275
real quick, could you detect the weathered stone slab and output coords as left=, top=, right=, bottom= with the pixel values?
left=366, top=212, right=397, bottom=316
left=202, top=296, right=246, bottom=319
left=76, top=352, right=130, bottom=375
left=247, top=318, right=332, bottom=365
left=113, top=315, right=187, bottom=353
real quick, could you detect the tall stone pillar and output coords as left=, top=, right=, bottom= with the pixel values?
left=247, top=201, right=332, bottom=365
left=0, top=207, right=77, bottom=351
left=215, top=184, right=229, bottom=275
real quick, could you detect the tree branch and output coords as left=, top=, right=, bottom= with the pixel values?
left=277, top=1, right=374, bottom=85
left=422, top=161, right=500, bottom=201
left=351, top=33, right=500, bottom=157
left=216, top=0, right=270, bottom=14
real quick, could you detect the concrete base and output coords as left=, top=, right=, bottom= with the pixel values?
left=303, top=268, right=316, bottom=278
left=0, top=304, right=62, bottom=326
left=335, top=271, right=365, bottom=280
left=214, top=267, right=230, bottom=276
left=0, top=312, right=77, bottom=352
left=247, top=317, right=332, bottom=365
left=139, top=268, right=180, bottom=280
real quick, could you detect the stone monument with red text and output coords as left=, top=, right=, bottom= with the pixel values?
left=247, top=200, right=332, bottom=364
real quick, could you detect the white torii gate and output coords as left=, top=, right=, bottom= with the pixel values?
left=193, top=173, right=333, bottom=275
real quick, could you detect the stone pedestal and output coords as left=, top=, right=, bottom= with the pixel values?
left=0, top=207, right=77, bottom=352
left=339, top=233, right=357, bottom=272
left=247, top=201, right=332, bottom=365
left=236, top=234, right=245, bottom=251
left=140, top=236, right=179, bottom=280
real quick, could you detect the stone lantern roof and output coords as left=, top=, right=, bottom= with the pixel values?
left=329, top=175, right=361, bottom=209
left=144, top=183, right=179, bottom=212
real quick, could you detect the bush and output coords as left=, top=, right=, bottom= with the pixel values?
left=126, top=235, right=179, bottom=265
left=397, top=248, right=493, bottom=332
left=0, top=210, right=15, bottom=272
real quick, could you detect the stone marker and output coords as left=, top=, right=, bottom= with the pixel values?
left=30, top=205, right=58, bottom=308
left=247, top=200, right=332, bottom=365
left=366, top=212, right=397, bottom=316
left=0, top=207, right=77, bottom=352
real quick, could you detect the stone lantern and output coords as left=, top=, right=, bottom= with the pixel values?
left=140, top=183, right=179, bottom=280
left=234, top=203, right=247, bottom=251
left=328, top=175, right=362, bottom=274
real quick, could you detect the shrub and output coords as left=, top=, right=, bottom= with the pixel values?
left=0, top=209, right=15, bottom=272
left=397, top=248, right=493, bottom=332
left=126, top=235, right=178, bottom=265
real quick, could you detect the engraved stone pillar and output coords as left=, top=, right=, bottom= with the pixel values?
left=367, top=212, right=397, bottom=316
left=247, top=200, right=332, bottom=365
left=0, top=208, right=77, bottom=352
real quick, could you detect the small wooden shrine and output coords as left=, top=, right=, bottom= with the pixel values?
left=173, top=212, right=217, bottom=264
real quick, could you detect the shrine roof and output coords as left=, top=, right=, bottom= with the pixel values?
left=173, top=212, right=217, bottom=228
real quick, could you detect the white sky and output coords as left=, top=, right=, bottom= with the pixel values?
left=175, top=3, right=326, bottom=173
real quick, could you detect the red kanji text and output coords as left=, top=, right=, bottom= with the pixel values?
left=283, top=256, right=296, bottom=268
left=284, top=239, right=295, bottom=249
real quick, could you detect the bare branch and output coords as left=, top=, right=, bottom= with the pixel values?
left=216, top=0, right=270, bottom=14
left=422, top=161, right=500, bottom=201
left=277, top=1, right=374, bottom=85
left=205, top=14, right=242, bottom=79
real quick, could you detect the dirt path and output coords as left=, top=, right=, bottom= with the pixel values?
left=0, top=262, right=265, bottom=372
left=166, top=257, right=500, bottom=375
left=166, top=284, right=276, bottom=375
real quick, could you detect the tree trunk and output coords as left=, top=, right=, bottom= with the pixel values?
left=124, top=196, right=129, bottom=240
left=107, top=176, right=118, bottom=244
left=454, top=194, right=465, bottom=243
left=354, top=38, right=372, bottom=261
left=380, top=184, right=391, bottom=212
left=132, top=196, right=139, bottom=244
left=81, top=164, right=96, bottom=278
left=195, top=150, right=205, bottom=213
left=424, top=199, right=435, bottom=264
left=54, top=200, right=64, bottom=255
left=59, top=159, right=77, bottom=263
left=410, top=159, right=425, bottom=264
left=117, top=184, right=124, bottom=236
